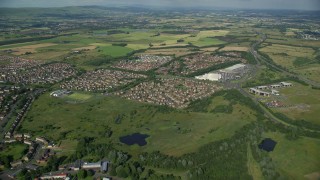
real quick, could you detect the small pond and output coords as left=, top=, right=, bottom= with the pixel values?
left=259, top=138, right=277, bottom=152
left=119, top=133, right=149, bottom=146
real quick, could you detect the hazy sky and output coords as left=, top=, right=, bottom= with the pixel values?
left=1, top=0, right=320, bottom=10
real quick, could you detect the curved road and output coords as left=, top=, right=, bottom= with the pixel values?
left=224, top=34, right=320, bottom=132
left=250, top=34, right=320, bottom=88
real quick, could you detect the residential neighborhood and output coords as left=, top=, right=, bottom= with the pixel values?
left=181, top=54, right=246, bottom=75
left=115, top=77, right=221, bottom=108
left=112, top=55, right=172, bottom=72
left=0, top=58, right=76, bottom=85
left=60, top=69, right=147, bottom=92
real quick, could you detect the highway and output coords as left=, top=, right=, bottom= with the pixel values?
left=250, top=34, right=320, bottom=88
left=222, top=33, right=320, bottom=132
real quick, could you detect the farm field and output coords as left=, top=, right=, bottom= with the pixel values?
left=141, top=47, right=194, bottom=57
left=259, top=43, right=316, bottom=69
left=2, top=43, right=57, bottom=55
left=220, top=46, right=249, bottom=52
left=263, top=132, right=320, bottom=179
left=265, top=37, right=320, bottom=48
left=97, top=45, right=134, bottom=57
left=20, top=92, right=257, bottom=157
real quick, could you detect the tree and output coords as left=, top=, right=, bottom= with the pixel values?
left=0, top=155, right=13, bottom=168
left=77, top=169, right=87, bottom=179
left=87, top=169, right=94, bottom=177
left=116, top=165, right=128, bottom=178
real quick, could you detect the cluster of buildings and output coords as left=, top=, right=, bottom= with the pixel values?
left=4, top=133, right=37, bottom=168
left=221, top=52, right=243, bottom=58
left=1, top=63, right=76, bottom=84
left=195, top=63, right=250, bottom=81
left=0, top=86, right=22, bottom=121
left=4, top=97, right=33, bottom=139
left=156, top=61, right=181, bottom=75
left=37, top=148, right=55, bottom=163
left=297, top=30, right=320, bottom=40
left=112, top=55, right=172, bottom=71
left=39, top=160, right=109, bottom=180
left=60, top=69, right=147, bottom=92
left=50, top=90, right=72, bottom=97
left=249, top=82, right=293, bottom=97
left=4, top=133, right=55, bottom=169
left=70, top=160, right=108, bottom=172
left=0, top=56, right=40, bottom=75
left=181, top=54, right=246, bottom=75
left=115, top=77, right=220, bottom=108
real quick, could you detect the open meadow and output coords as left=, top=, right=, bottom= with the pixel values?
left=259, top=43, right=316, bottom=69
left=20, top=92, right=257, bottom=157
left=1, top=6, right=320, bottom=180
left=263, top=132, right=320, bottom=179
left=270, top=83, right=320, bottom=125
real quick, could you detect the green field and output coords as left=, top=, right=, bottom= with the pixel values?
left=0, top=143, right=28, bottom=161
left=20, top=92, right=256, bottom=157
left=247, top=144, right=264, bottom=180
left=97, top=45, right=134, bottom=57
left=67, top=92, right=93, bottom=101
left=263, top=132, right=320, bottom=179
left=270, top=82, right=320, bottom=125
left=259, top=44, right=316, bottom=69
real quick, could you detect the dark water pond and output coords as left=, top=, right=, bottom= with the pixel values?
left=120, top=133, right=149, bottom=146
left=259, top=138, right=277, bottom=152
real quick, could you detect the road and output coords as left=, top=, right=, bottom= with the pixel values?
left=222, top=33, right=320, bottom=132
left=250, top=34, right=320, bottom=88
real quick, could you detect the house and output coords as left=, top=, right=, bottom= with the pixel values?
left=82, top=162, right=101, bottom=170
left=257, top=86, right=268, bottom=90
left=270, top=84, right=281, bottom=88
left=5, top=132, right=12, bottom=139
left=271, top=90, right=280, bottom=95
left=101, top=161, right=108, bottom=172
left=24, top=140, right=33, bottom=145
left=72, top=160, right=83, bottom=171
left=40, top=173, right=68, bottom=179
left=7, top=169, right=22, bottom=179
left=84, top=161, right=108, bottom=171
left=249, top=88, right=270, bottom=97
left=26, top=164, right=39, bottom=171
left=280, top=82, right=293, bottom=87
left=10, top=160, right=23, bottom=168
left=36, top=137, right=49, bottom=145
left=4, top=139, right=16, bottom=143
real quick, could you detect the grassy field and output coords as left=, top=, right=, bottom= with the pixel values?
left=0, top=143, right=28, bottom=160
left=269, top=82, right=320, bottom=125
left=0, top=29, right=230, bottom=61
left=263, top=132, right=320, bottom=179
left=97, top=45, right=134, bottom=57
left=2, top=43, right=57, bottom=55
left=220, top=46, right=248, bottom=52
left=20, top=92, right=257, bottom=157
left=190, top=37, right=225, bottom=47
left=247, top=144, right=263, bottom=180
left=142, top=47, right=193, bottom=57
left=295, top=64, right=320, bottom=83
left=67, top=92, right=93, bottom=101
left=259, top=43, right=315, bottom=69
